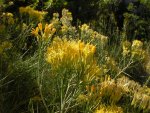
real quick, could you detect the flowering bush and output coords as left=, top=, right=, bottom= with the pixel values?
left=19, top=6, right=47, bottom=22
left=95, top=105, right=124, bottom=113
left=122, top=40, right=147, bottom=60
left=45, top=37, right=101, bottom=82
left=0, top=3, right=150, bottom=113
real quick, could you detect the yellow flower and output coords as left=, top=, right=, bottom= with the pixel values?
left=53, top=13, right=59, bottom=18
left=130, top=40, right=146, bottom=59
left=61, top=25, right=68, bottom=33
left=80, top=24, right=90, bottom=31
left=1, top=12, right=14, bottom=24
left=80, top=23, right=108, bottom=47
left=19, top=6, right=47, bottom=21
left=6, top=12, right=13, bottom=17
left=91, top=45, right=96, bottom=53
left=95, top=105, right=124, bottom=113
left=45, top=37, right=100, bottom=82
left=99, top=79, right=126, bottom=104
left=132, top=40, right=143, bottom=49
left=79, top=41, right=84, bottom=51
left=38, top=23, right=42, bottom=31
left=31, top=27, right=39, bottom=36
left=122, top=41, right=131, bottom=57
left=44, top=24, right=49, bottom=35
left=132, top=92, right=150, bottom=110
left=43, top=23, right=56, bottom=39
left=51, top=28, right=56, bottom=34
left=140, top=94, right=149, bottom=109
left=61, top=9, right=73, bottom=26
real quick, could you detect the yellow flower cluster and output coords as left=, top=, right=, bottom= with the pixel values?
left=44, top=24, right=56, bottom=38
left=131, top=92, right=150, bottom=110
left=60, top=24, right=76, bottom=38
left=131, top=40, right=144, bottom=58
left=45, top=37, right=101, bottom=82
left=1, top=12, right=14, bottom=25
left=117, top=76, right=150, bottom=111
left=31, top=9, right=108, bottom=45
left=59, top=9, right=76, bottom=38
left=51, top=13, right=61, bottom=30
left=93, top=75, right=150, bottom=112
left=122, top=41, right=131, bottom=57
left=122, top=40, right=146, bottom=59
left=86, top=84, right=97, bottom=95
left=31, top=9, right=75, bottom=41
left=31, top=23, right=56, bottom=41
left=80, top=24, right=108, bottom=46
left=100, top=79, right=126, bottom=104
left=0, top=41, right=12, bottom=54
left=19, top=6, right=47, bottom=21
left=95, top=105, right=123, bottom=113
left=60, top=9, right=73, bottom=26
left=117, top=76, right=141, bottom=93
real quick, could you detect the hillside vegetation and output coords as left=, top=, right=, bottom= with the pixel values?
left=0, top=0, right=150, bottom=113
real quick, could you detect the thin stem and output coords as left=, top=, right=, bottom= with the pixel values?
left=114, top=59, right=134, bottom=79
left=37, top=41, right=49, bottom=113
